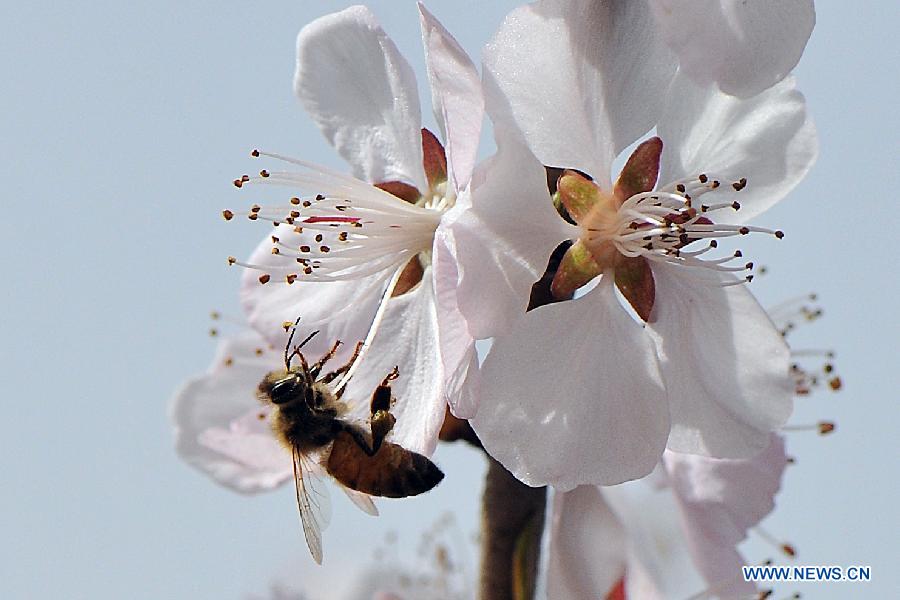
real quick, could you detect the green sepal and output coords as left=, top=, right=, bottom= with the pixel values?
left=557, top=170, right=603, bottom=223
left=550, top=239, right=602, bottom=299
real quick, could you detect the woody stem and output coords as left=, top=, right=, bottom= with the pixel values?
left=479, top=455, right=547, bottom=600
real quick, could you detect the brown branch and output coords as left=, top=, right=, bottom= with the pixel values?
left=479, top=455, right=547, bottom=600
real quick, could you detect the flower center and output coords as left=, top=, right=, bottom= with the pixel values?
left=573, top=190, right=624, bottom=269
left=420, top=179, right=456, bottom=213
left=224, top=127, right=453, bottom=289
left=226, top=161, right=442, bottom=286
left=582, top=174, right=782, bottom=280
left=546, top=137, right=784, bottom=320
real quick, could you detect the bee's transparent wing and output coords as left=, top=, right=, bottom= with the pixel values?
left=341, top=487, right=379, bottom=516
left=292, top=447, right=332, bottom=564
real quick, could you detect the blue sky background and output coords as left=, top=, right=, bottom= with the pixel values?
left=1, top=1, right=897, bottom=598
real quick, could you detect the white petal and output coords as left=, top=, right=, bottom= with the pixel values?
left=664, top=434, right=788, bottom=597
left=472, top=276, right=669, bottom=488
left=483, top=0, right=675, bottom=181
left=418, top=3, right=484, bottom=192
left=295, top=6, right=426, bottom=191
left=546, top=486, right=626, bottom=600
left=603, top=482, right=705, bottom=600
left=169, top=331, right=292, bottom=494
left=650, top=0, right=815, bottom=98
left=452, top=126, right=578, bottom=340
left=240, top=226, right=389, bottom=346
left=658, top=73, right=817, bottom=222
left=649, top=262, right=794, bottom=458
left=342, top=269, right=445, bottom=456
left=433, top=221, right=481, bottom=418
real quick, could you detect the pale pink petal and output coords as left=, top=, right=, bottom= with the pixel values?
left=418, top=2, right=483, bottom=192
left=666, top=434, right=788, bottom=541
left=195, top=406, right=291, bottom=486
left=547, top=486, right=626, bottom=600
left=295, top=6, right=426, bottom=191
left=658, top=73, right=817, bottom=222
left=650, top=0, right=815, bottom=98
left=603, top=482, right=705, bottom=600
left=649, top=263, right=794, bottom=458
left=433, top=219, right=480, bottom=418
left=472, top=276, right=669, bottom=489
left=452, top=126, right=578, bottom=340
left=169, top=331, right=292, bottom=493
left=240, top=226, right=389, bottom=347
left=664, top=434, right=789, bottom=597
left=483, top=0, right=675, bottom=181
left=341, top=269, right=445, bottom=456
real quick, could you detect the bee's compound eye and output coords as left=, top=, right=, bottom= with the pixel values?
left=270, top=376, right=303, bottom=405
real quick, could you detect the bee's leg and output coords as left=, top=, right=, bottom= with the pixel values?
left=309, top=339, right=342, bottom=379
left=380, top=366, right=400, bottom=387
left=321, top=341, right=364, bottom=385
left=368, top=366, right=400, bottom=454
left=295, top=351, right=312, bottom=385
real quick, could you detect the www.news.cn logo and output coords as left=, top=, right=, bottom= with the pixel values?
left=742, top=565, right=871, bottom=582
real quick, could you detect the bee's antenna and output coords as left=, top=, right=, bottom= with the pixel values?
left=284, top=317, right=320, bottom=370
left=284, top=316, right=302, bottom=369
left=295, top=330, right=319, bottom=351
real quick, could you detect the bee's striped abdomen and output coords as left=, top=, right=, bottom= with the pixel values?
left=326, top=430, right=443, bottom=498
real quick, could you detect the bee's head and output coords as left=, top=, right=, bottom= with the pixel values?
left=258, top=317, right=320, bottom=406
left=258, top=368, right=309, bottom=406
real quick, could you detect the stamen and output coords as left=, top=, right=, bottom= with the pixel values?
left=718, top=275, right=754, bottom=287
left=229, top=189, right=439, bottom=282
left=583, top=178, right=782, bottom=281
left=303, top=216, right=360, bottom=224
left=768, top=292, right=821, bottom=325
left=232, top=174, right=250, bottom=188
left=237, top=152, right=434, bottom=218
left=782, top=421, right=836, bottom=435
left=753, top=526, right=797, bottom=558
left=767, top=293, right=842, bottom=394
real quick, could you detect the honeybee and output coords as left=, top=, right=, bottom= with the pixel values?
left=258, top=321, right=444, bottom=564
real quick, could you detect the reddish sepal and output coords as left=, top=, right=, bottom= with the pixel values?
left=614, top=257, right=656, bottom=322
left=422, top=127, right=448, bottom=189
left=374, top=181, right=422, bottom=204
left=614, top=137, right=662, bottom=205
